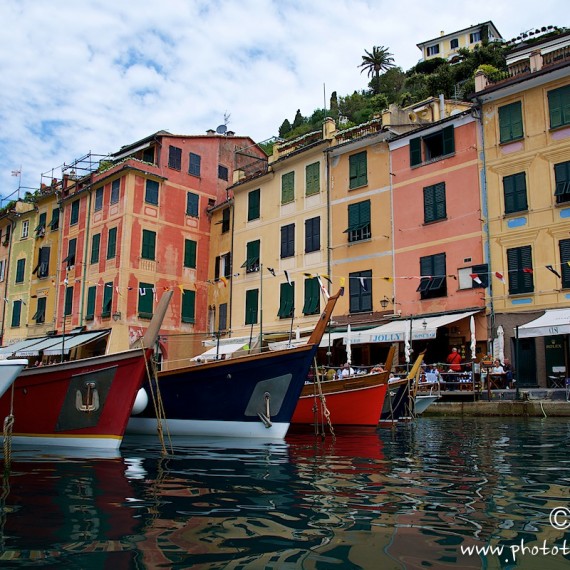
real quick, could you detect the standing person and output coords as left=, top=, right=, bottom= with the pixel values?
left=446, top=347, right=462, bottom=381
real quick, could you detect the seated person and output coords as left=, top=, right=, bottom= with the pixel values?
left=371, top=363, right=385, bottom=374
left=341, top=363, right=355, bottom=377
left=491, top=360, right=504, bottom=374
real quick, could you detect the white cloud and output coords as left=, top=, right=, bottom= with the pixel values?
left=0, top=0, right=565, bottom=196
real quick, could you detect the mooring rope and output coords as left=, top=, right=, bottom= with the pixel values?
left=2, top=383, right=17, bottom=468
left=313, top=358, right=335, bottom=441
left=144, top=351, right=172, bottom=456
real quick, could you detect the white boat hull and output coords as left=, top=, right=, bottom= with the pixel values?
left=0, top=359, right=28, bottom=399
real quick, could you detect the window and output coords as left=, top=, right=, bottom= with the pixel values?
left=86, top=286, right=96, bottom=320
left=427, top=44, right=440, bottom=56
left=248, top=189, right=260, bottom=221
left=281, top=172, right=295, bottom=204
left=417, top=253, right=447, bottom=299
left=94, top=187, right=103, bottom=211
left=32, top=296, right=46, bottom=324
left=499, top=102, right=523, bottom=144
left=221, top=207, right=230, bottom=233
left=305, top=162, right=320, bottom=196
left=423, top=182, right=446, bottom=223
left=560, top=239, right=570, bottom=289
left=90, top=233, right=100, bottom=264
left=305, top=216, right=320, bottom=253
left=70, top=200, right=80, bottom=225
left=245, top=289, right=259, bottom=324
left=64, top=285, right=74, bottom=316
left=278, top=282, right=295, bottom=318
left=107, top=227, right=117, bottom=259
left=138, top=282, right=154, bottom=318
left=142, top=147, right=155, bottom=163
left=15, top=259, right=25, bottom=283
left=11, top=300, right=21, bottom=327
left=186, top=192, right=199, bottom=217
left=280, top=224, right=295, bottom=258
left=49, top=208, right=59, bottom=230
left=21, top=220, right=29, bottom=239
left=110, top=179, right=120, bottom=204
left=503, top=172, right=528, bottom=213
left=346, top=200, right=371, bottom=242
left=302, top=277, right=320, bottom=315
left=349, top=270, right=373, bottom=313
left=168, top=145, right=182, bottom=170
left=218, top=165, right=229, bottom=181
left=410, top=126, right=455, bottom=166
left=243, top=240, right=260, bottom=273
left=349, top=151, right=367, bottom=189
left=35, top=212, right=47, bottom=237
left=32, top=246, right=50, bottom=278
left=63, top=238, right=76, bottom=268
left=548, top=85, right=570, bottom=129
left=145, top=179, right=159, bottom=205
left=141, top=230, right=156, bottom=260
left=2, top=225, right=10, bottom=245
left=189, top=152, right=201, bottom=176
left=554, top=161, right=570, bottom=204
left=102, top=282, right=113, bottom=318
left=219, top=303, right=228, bottom=331
left=458, top=264, right=489, bottom=289
left=184, top=239, right=197, bottom=268
left=450, top=38, right=459, bottom=49
left=215, top=253, right=231, bottom=280
left=0, top=259, right=5, bottom=281
left=507, top=245, right=533, bottom=294
left=181, top=289, right=196, bottom=323
left=470, top=31, right=481, bottom=43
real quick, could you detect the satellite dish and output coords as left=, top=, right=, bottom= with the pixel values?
left=216, top=124, right=227, bottom=134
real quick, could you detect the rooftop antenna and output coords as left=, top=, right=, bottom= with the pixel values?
left=216, top=111, right=231, bottom=135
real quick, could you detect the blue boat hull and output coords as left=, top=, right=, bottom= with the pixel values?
left=127, top=344, right=317, bottom=439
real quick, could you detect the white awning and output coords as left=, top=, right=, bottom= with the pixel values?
left=347, top=311, right=478, bottom=344
left=42, top=331, right=110, bottom=356
left=0, top=337, right=48, bottom=356
left=191, top=342, right=248, bottom=361
left=517, top=309, right=570, bottom=338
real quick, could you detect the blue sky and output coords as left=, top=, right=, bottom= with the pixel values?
left=0, top=0, right=566, bottom=200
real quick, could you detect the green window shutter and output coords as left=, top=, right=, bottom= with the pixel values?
left=110, top=180, right=120, bottom=204
left=305, top=216, right=320, bottom=252
left=11, top=300, right=21, bottom=327
left=33, top=297, right=46, bottom=324
left=141, top=230, right=156, bottom=260
left=107, top=227, right=117, bottom=259
left=186, top=192, right=199, bottom=217
left=503, top=173, right=528, bottom=214
left=281, top=172, right=295, bottom=204
left=349, top=151, right=367, bottom=189
left=305, top=162, right=320, bottom=196
left=442, top=125, right=455, bottom=155
left=499, top=102, right=523, bottom=143
left=507, top=245, right=533, bottom=294
left=302, top=277, right=320, bottom=315
left=349, top=270, right=372, bottom=313
left=189, top=152, right=201, bottom=176
left=423, top=182, right=446, bottom=223
left=245, top=289, right=259, bottom=324
left=560, top=239, right=570, bottom=289
left=280, top=224, right=295, bottom=258
left=410, top=137, right=422, bottom=166
left=15, top=259, right=25, bottom=283
left=138, top=282, right=154, bottom=317
left=35, top=212, right=47, bottom=236
left=347, top=200, right=371, bottom=231
left=244, top=240, right=260, bottom=272
left=248, top=189, right=260, bottom=221
left=91, top=233, right=100, bottom=264
left=102, top=282, right=113, bottom=317
left=548, top=85, right=570, bottom=129
left=86, top=286, right=96, bottom=320
left=49, top=207, right=60, bottom=230
left=184, top=239, right=197, bottom=268
left=64, top=286, right=74, bottom=316
left=70, top=200, right=80, bottom=225
left=554, top=161, right=570, bottom=200
left=277, top=282, right=295, bottom=318
left=181, top=289, right=196, bottom=323
left=145, top=180, right=159, bottom=205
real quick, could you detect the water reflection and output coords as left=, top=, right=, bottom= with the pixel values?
left=0, top=419, right=569, bottom=568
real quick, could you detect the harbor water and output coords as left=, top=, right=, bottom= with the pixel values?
left=1, top=417, right=569, bottom=569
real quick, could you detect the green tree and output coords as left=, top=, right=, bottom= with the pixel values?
left=329, top=91, right=339, bottom=118
left=377, top=67, right=406, bottom=104
left=292, top=109, right=304, bottom=129
left=278, top=119, right=292, bottom=138
left=358, top=46, right=395, bottom=95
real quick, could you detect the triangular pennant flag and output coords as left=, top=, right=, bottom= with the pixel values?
left=359, top=276, right=367, bottom=291
left=139, top=288, right=146, bottom=296
left=115, top=285, right=120, bottom=295
left=469, top=273, right=483, bottom=285
left=495, top=271, right=505, bottom=284
left=546, top=265, right=561, bottom=278
left=178, top=284, right=184, bottom=294
left=284, top=270, right=292, bottom=286
left=153, top=288, right=158, bottom=301
left=219, top=276, right=228, bottom=287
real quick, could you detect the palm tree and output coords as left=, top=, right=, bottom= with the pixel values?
left=358, top=46, right=395, bottom=94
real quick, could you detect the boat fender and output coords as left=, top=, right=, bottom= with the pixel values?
left=132, top=388, right=149, bottom=415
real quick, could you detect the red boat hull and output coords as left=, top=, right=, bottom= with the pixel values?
left=0, top=349, right=150, bottom=449
left=291, top=381, right=388, bottom=426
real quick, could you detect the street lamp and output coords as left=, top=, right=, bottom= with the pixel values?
left=380, top=296, right=390, bottom=309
